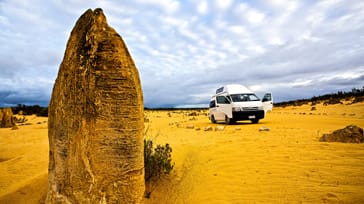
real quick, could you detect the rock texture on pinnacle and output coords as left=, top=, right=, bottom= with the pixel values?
left=0, top=107, right=15, bottom=128
left=46, top=8, right=144, bottom=203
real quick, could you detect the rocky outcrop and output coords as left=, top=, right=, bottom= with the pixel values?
left=0, top=107, right=15, bottom=128
left=46, top=8, right=144, bottom=203
left=319, top=125, right=364, bottom=143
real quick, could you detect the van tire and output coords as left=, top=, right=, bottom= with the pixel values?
left=251, top=119, right=259, bottom=124
left=225, top=116, right=234, bottom=125
left=210, top=115, right=216, bottom=123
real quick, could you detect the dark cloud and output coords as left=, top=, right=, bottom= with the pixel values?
left=0, top=90, right=50, bottom=107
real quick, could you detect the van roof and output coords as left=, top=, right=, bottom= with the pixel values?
left=216, top=84, right=253, bottom=95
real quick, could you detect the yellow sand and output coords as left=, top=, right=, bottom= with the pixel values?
left=1, top=102, right=364, bottom=203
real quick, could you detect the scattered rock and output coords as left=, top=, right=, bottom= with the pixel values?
left=186, top=124, right=195, bottom=129
left=11, top=125, right=19, bottom=130
left=0, top=107, right=15, bottom=128
left=188, top=112, right=198, bottom=116
left=215, top=126, right=225, bottom=131
left=235, top=127, right=241, bottom=131
left=195, top=127, right=201, bottom=131
left=319, top=125, right=364, bottom=143
left=46, top=8, right=144, bottom=203
left=204, top=126, right=213, bottom=131
left=14, top=115, right=27, bottom=123
left=259, top=126, right=270, bottom=131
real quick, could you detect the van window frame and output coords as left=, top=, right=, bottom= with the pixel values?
left=216, top=96, right=230, bottom=104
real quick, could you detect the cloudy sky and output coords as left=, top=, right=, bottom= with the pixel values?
left=1, top=0, right=363, bottom=108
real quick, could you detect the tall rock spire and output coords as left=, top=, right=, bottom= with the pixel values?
left=46, top=8, right=144, bottom=203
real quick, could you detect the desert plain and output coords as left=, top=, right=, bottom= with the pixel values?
left=0, top=101, right=364, bottom=203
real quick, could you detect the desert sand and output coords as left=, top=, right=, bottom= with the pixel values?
left=1, top=102, right=364, bottom=203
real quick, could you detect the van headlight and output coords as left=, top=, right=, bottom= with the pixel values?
left=232, top=107, right=241, bottom=112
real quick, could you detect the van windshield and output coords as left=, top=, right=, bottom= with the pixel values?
left=230, top=94, right=260, bottom=102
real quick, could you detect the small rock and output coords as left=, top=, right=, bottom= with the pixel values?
left=188, top=112, right=198, bottom=116
left=259, top=126, right=270, bottom=131
left=186, top=124, right=194, bottom=129
left=204, top=126, right=213, bottom=131
left=319, top=125, right=364, bottom=143
left=215, top=126, right=225, bottom=131
left=11, top=125, right=19, bottom=130
left=235, top=127, right=241, bottom=131
left=195, top=127, right=201, bottom=131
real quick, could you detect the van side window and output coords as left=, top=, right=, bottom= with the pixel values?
left=209, top=100, right=216, bottom=108
left=216, top=96, right=230, bottom=104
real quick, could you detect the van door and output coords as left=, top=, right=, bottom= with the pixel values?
left=262, top=93, right=273, bottom=113
left=215, top=95, right=232, bottom=121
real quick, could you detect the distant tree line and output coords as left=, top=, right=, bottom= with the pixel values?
left=9, top=86, right=364, bottom=114
left=11, top=104, right=48, bottom=117
left=275, top=86, right=364, bottom=107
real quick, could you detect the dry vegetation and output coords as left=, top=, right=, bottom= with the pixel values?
left=1, top=99, right=364, bottom=203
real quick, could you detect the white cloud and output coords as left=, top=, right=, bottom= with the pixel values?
left=214, top=0, right=233, bottom=11
left=197, top=1, right=208, bottom=15
left=135, top=0, right=180, bottom=14
left=291, top=79, right=313, bottom=88
left=245, top=9, right=265, bottom=24
left=0, top=16, right=9, bottom=26
left=234, top=3, right=265, bottom=25
left=228, top=25, right=246, bottom=35
left=269, top=36, right=285, bottom=46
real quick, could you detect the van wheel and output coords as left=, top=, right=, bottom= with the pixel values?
left=210, top=115, right=216, bottom=123
left=225, top=116, right=234, bottom=125
left=251, top=119, right=259, bottom=124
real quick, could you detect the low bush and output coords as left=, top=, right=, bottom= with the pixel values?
left=144, top=139, right=174, bottom=182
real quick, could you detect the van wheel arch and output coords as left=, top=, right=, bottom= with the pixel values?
left=210, top=115, right=216, bottom=123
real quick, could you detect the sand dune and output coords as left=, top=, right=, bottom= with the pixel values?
left=1, top=102, right=364, bottom=203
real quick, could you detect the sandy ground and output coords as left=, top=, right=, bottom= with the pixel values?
left=1, top=102, right=364, bottom=203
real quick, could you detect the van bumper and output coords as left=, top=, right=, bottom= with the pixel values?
left=232, top=110, right=265, bottom=121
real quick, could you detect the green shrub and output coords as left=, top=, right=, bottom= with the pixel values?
left=144, top=139, right=174, bottom=182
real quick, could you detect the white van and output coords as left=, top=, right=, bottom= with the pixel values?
left=209, top=84, right=273, bottom=124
